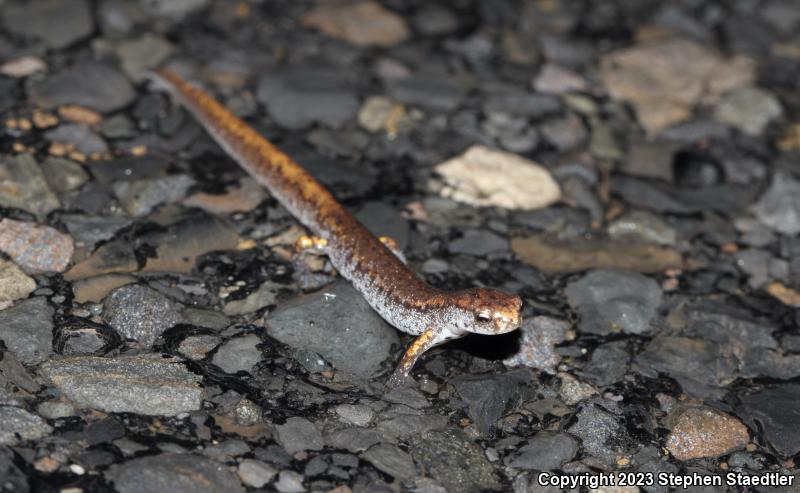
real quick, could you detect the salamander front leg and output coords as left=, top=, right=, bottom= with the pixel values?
left=387, top=327, right=442, bottom=388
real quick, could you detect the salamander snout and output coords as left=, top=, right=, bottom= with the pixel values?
left=456, top=288, right=523, bottom=335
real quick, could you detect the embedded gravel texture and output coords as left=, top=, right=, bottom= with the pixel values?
left=0, top=1, right=799, bottom=492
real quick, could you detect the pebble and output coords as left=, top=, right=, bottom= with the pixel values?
left=0, top=260, right=36, bottom=309
left=600, top=37, right=753, bottom=134
left=635, top=336, right=736, bottom=399
left=452, top=371, right=530, bottom=434
left=408, top=429, right=501, bottom=492
left=112, top=174, right=196, bottom=217
left=448, top=229, right=508, bottom=257
left=274, top=470, right=306, bottom=493
left=0, top=218, right=74, bottom=275
left=0, top=297, right=53, bottom=365
left=713, top=86, right=782, bottom=136
left=355, top=201, right=410, bottom=250
left=503, top=316, right=569, bottom=374
left=565, top=269, right=662, bottom=335
left=2, top=0, right=93, bottom=49
left=141, top=212, right=240, bottom=274
left=540, top=113, right=588, bottom=152
left=37, top=400, right=77, bottom=419
left=325, top=428, right=382, bottom=453
left=558, top=373, right=598, bottom=405
left=608, top=210, right=677, bottom=246
left=103, top=284, right=183, bottom=347
left=581, top=340, right=630, bottom=386
left=40, top=355, right=203, bottom=416
left=533, top=64, right=588, bottom=94
left=386, top=69, right=467, bottom=111
left=0, top=55, right=47, bottom=78
left=30, top=61, right=136, bottom=113
left=0, top=154, right=60, bottom=219
left=265, top=281, right=398, bottom=378
left=752, top=172, right=800, bottom=236
left=54, top=317, right=120, bottom=356
left=256, top=67, right=359, bottom=129
left=238, top=459, right=277, bottom=488
left=737, top=385, right=800, bottom=456
left=40, top=157, right=90, bottom=192
left=60, top=214, right=133, bottom=250
left=0, top=407, right=53, bottom=445
left=383, top=387, right=430, bottom=410
left=665, top=405, right=749, bottom=461
left=275, top=417, right=324, bottom=454
left=512, top=235, right=682, bottom=273
left=106, top=453, right=244, bottom=493
left=301, top=1, right=409, bottom=47
left=223, top=281, right=281, bottom=316
left=44, top=123, right=108, bottom=155
left=507, top=432, right=579, bottom=470
left=178, top=335, right=221, bottom=361
left=183, top=177, right=266, bottom=215
left=211, top=334, right=262, bottom=374
left=361, top=444, right=417, bottom=480
left=433, top=145, right=561, bottom=210
left=115, top=33, right=173, bottom=81
left=568, top=399, right=629, bottom=462
left=335, top=404, right=375, bottom=427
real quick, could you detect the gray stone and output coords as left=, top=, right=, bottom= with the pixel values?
left=362, top=444, right=417, bottom=480
left=178, top=335, right=221, bottom=361
left=2, top=0, right=93, bottom=49
left=237, top=459, right=277, bottom=488
left=40, top=355, right=203, bottom=416
left=753, top=173, right=800, bottom=236
left=211, top=334, right=262, bottom=374
left=112, top=174, right=196, bottom=217
left=40, top=157, right=89, bottom=192
left=581, top=340, right=630, bottom=386
left=565, top=269, right=662, bottom=335
left=275, top=417, right=324, bottom=454
left=0, top=445, right=29, bottom=492
left=44, top=124, right=108, bottom=155
left=335, top=404, right=375, bottom=427
left=0, top=297, right=53, bottom=365
left=115, top=34, right=173, bottom=80
left=448, top=229, right=508, bottom=257
left=325, top=428, right=382, bottom=452
left=0, top=407, right=53, bottom=445
left=608, top=210, right=677, bottom=245
left=139, top=0, right=210, bottom=18
left=568, top=399, right=629, bottom=462
left=103, top=284, right=182, bottom=347
left=274, top=470, right=305, bottom=493
left=714, top=86, right=782, bottom=136
left=503, top=316, right=569, bottom=374
left=60, top=214, right=133, bottom=250
left=383, top=387, right=430, bottom=410
left=408, top=428, right=500, bottom=492
left=452, top=371, right=530, bottom=434
left=266, top=281, right=398, bottom=378
left=356, top=202, right=410, bottom=250
left=106, top=453, right=244, bottom=493
left=737, top=385, right=800, bottom=457
left=508, top=432, right=579, bottom=470
left=30, top=61, right=136, bottom=113
left=0, top=154, right=60, bottom=219
left=376, top=414, right=449, bottom=440
left=0, top=260, right=35, bottom=310
left=257, top=67, right=359, bottom=129
left=387, top=71, right=467, bottom=111
left=223, top=281, right=281, bottom=315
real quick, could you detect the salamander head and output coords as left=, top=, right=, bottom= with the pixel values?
left=451, top=287, right=523, bottom=335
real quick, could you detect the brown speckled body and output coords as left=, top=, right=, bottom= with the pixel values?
left=151, top=69, right=523, bottom=383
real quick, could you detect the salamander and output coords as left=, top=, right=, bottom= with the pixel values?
left=149, top=68, right=523, bottom=387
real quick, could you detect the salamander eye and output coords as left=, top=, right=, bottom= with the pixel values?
left=475, top=311, right=492, bottom=323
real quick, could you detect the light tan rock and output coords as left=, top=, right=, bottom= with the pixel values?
left=302, top=1, right=409, bottom=47
left=666, top=405, right=749, bottom=461
left=600, top=37, right=754, bottom=135
left=432, top=145, right=561, bottom=210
